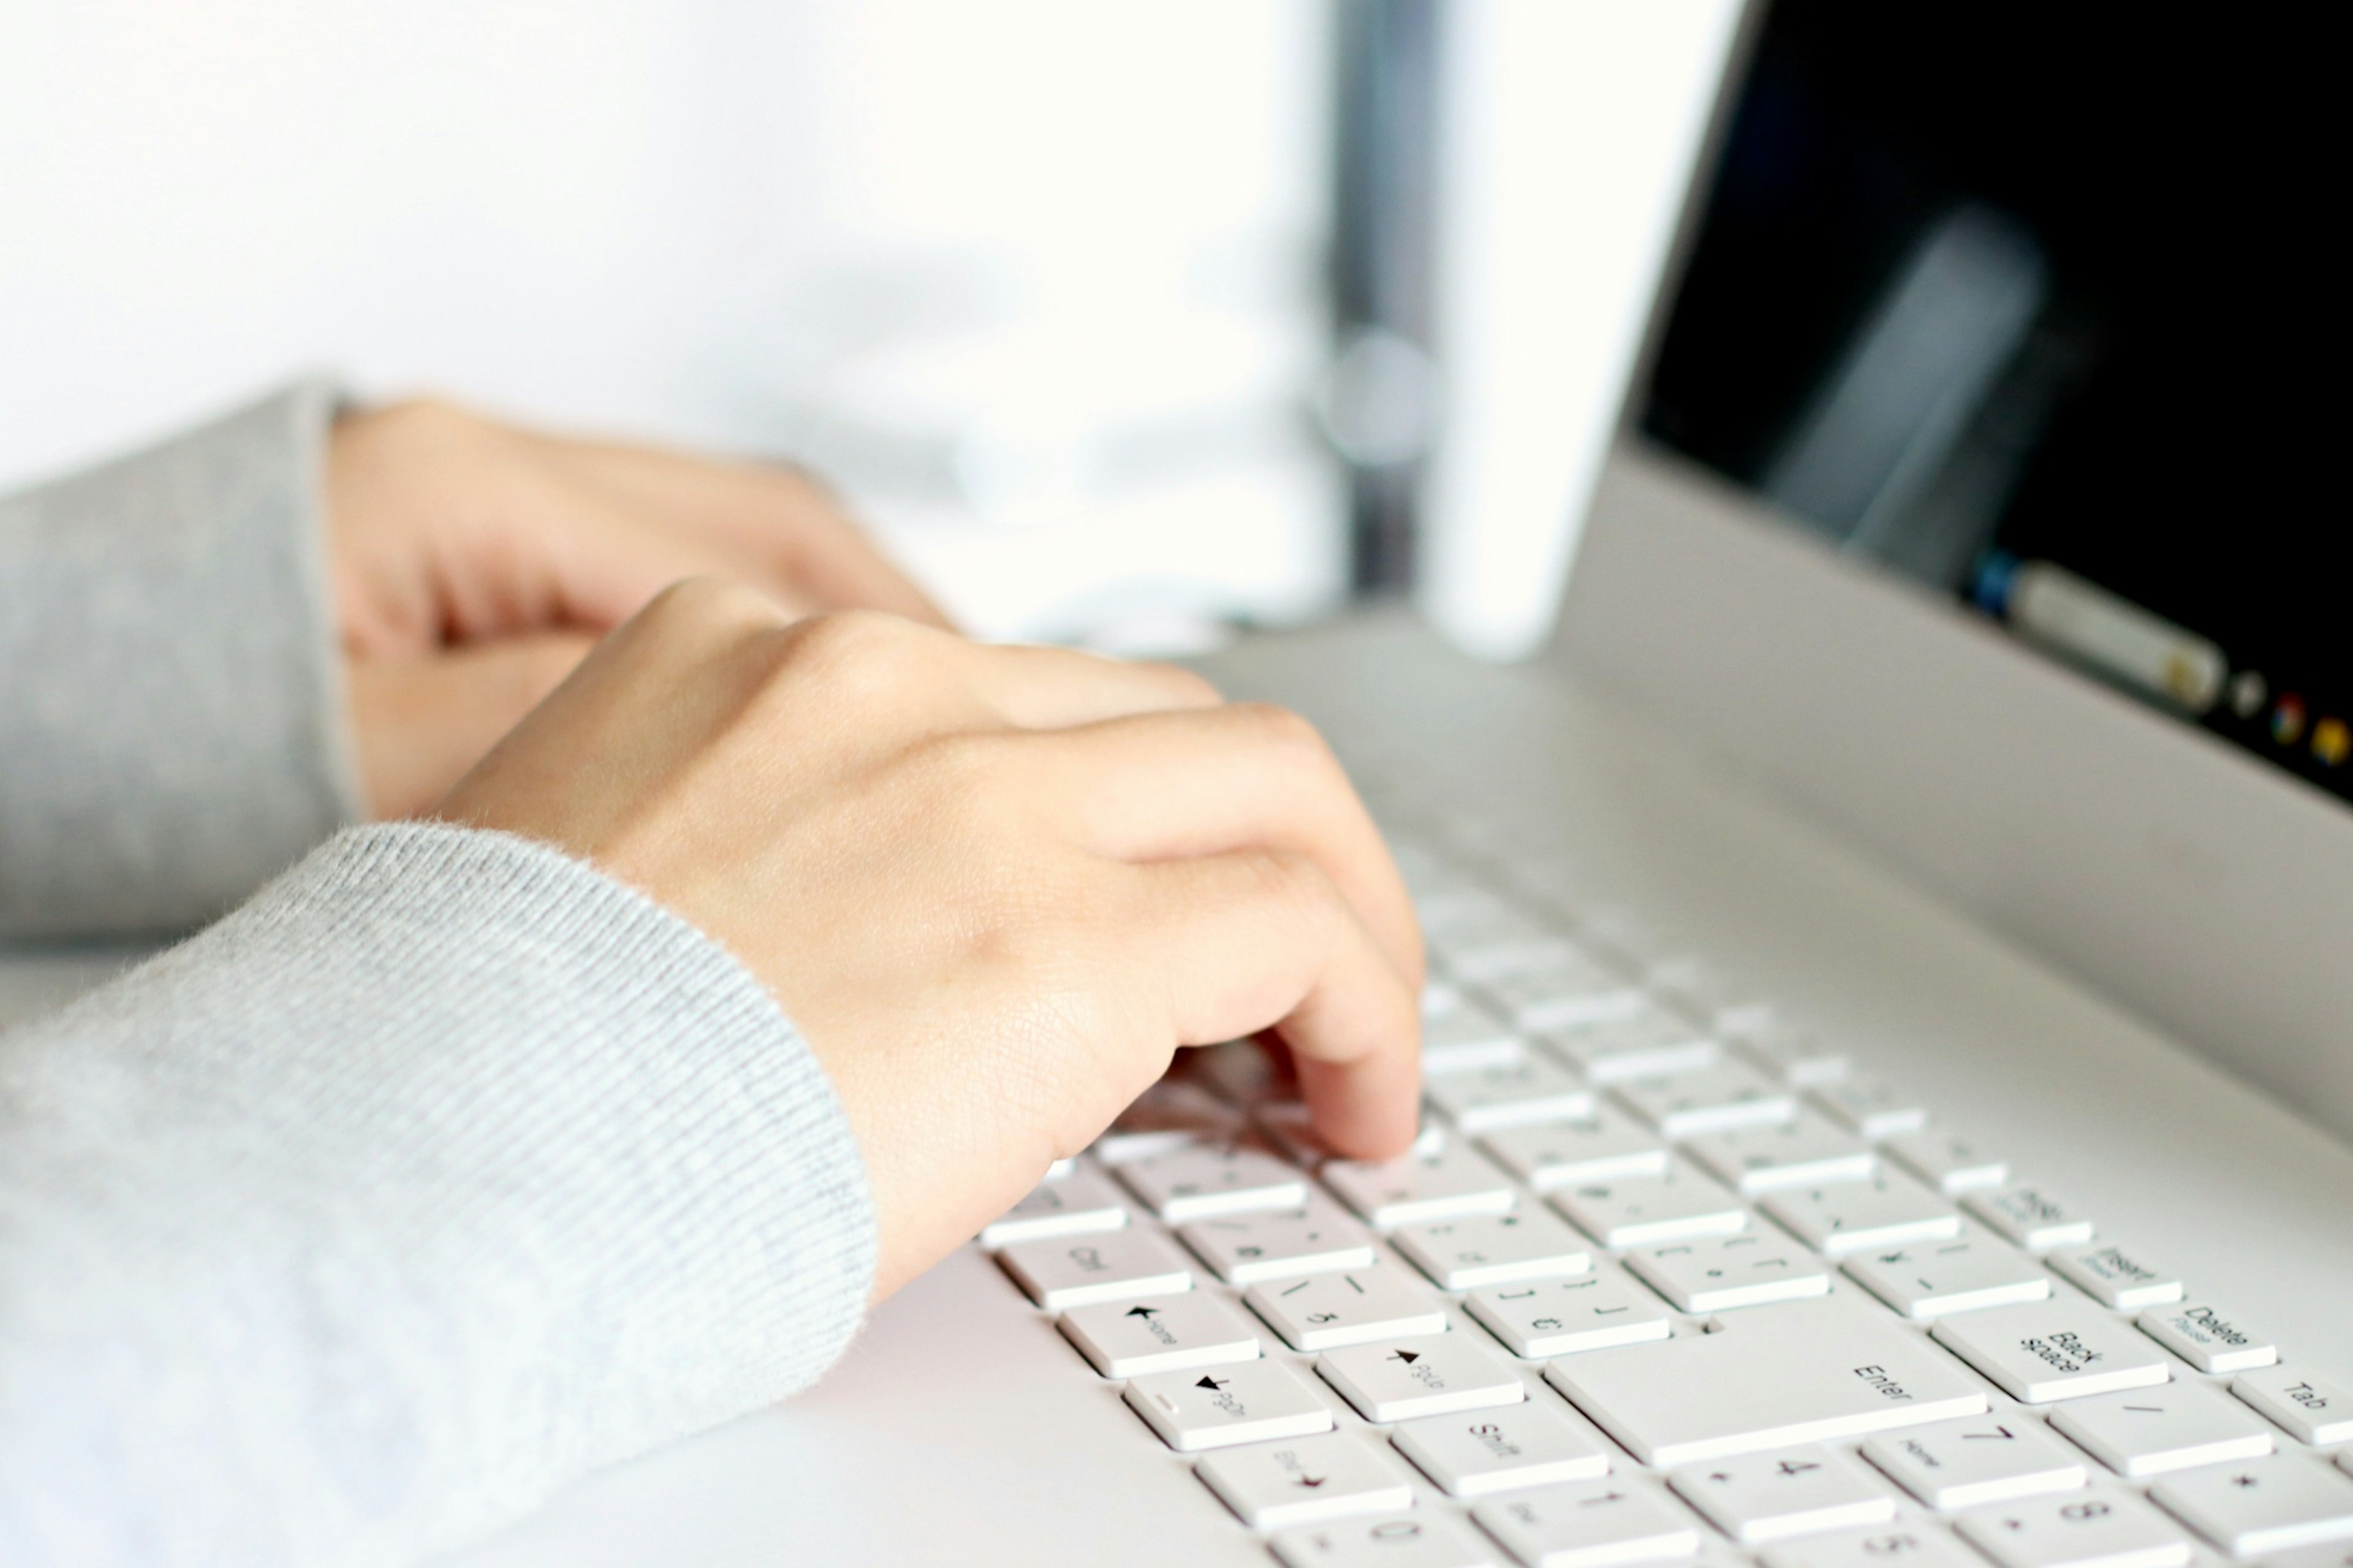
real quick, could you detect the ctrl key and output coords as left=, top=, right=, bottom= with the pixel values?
left=1124, top=1358, right=1333, bottom=1453
left=1472, top=1477, right=1701, bottom=1568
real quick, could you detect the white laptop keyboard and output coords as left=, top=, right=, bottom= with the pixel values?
left=976, top=824, right=2353, bottom=1568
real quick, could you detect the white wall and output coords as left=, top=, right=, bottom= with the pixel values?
left=0, top=0, right=1339, bottom=641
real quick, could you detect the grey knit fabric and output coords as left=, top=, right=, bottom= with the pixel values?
left=0, top=381, right=364, bottom=938
left=0, top=821, right=877, bottom=1566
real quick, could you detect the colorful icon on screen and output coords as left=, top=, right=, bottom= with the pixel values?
left=2316, top=718, right=2350, bottom=768
left=2272, top=695, right=2307, bottom=745
left=2228, top=670, right=2267, bottom=719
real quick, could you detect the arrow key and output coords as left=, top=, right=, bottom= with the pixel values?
left=1059, top=1292, right=1262, bottom=1379
left=1317, top=1332, right=1526, bottom=1423
left=1195, top=1430, right=1418, bottom=1529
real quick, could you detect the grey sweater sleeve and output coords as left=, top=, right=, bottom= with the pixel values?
left=0, top=821, right=878, bottom=1566
left=0, top=381, right=364, bottom=939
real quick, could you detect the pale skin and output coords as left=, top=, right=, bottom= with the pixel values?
left=330, top=400, right=1425, bottom=1301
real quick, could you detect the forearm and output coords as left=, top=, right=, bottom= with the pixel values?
left=0, top=824, right=876, bottom=1566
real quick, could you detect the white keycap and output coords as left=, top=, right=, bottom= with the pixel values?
left=1248, top=1268, right=1451, bottom=1352
left=1444, top=933, right=1588, bottom=986
left=1115, top=1140, right=1308, bottom=1221
left=1393, top=1401, right=1615, bottom=1496
left=1962, top=1185, right=2096, bottom=1253
left=1667, top=1446, right=1897, bottom=1545
left=979, top=1168, right=1129, bottom=1248
left=1684, top=1113, right=1876, bottom=1195
left=1882, top=1130, right=2009, bottom=1195
left=1548, top=1007, right=1720, bottom=1083
left=2233, top=1366, right=2353, bottom=1446
left=1482, top=1110, right=1670, bottom=1190
left=1612, top=1061, right=1797, bottom=1137
left=1729, top=1022, right=1851, bottom=1088
left=1427, top=1055, right=1597, bottom=1131
left=1626, top=1233, right=1831, bottom=1312
left=1180, top=1198, right=1377, bottom=1284
left=1394, top=1209, right=1594, bottom=1290
left=1761, top=1174, right=1960, bottom=1257
left=999, top=1229, right=1193, bottom=1309
left=1862, top=1413, right=2091, bottom=1509
left=1841, top=1232, right=2052, bottom=1319
left=2136, top=1301, right=2278, bottom=1375
left=1424, top=999, right=1531, bottom=1072
left=1472, top=1477, right=1704, bottom=1568
left=2150, top=1455, right=2353, bottom=1558
left=1272, top=1512, right=1504, bottom=1568
left=1930, top=1298, right=2172, bottom=1404
left=1955, top=1489, right=2193, bottom=1568
left=2050, top=1382, right=2277, bottom=1478
left=1318, top=1333, right=1527, bottom=1423
left=2259, top=1543, right=2353, bottom=1568
left=2045, top=1243, right=2184, bottom=1311
left=1059, top=1292, right=1262, bottom=1378
left=1196, top=1431, right=1418, bottom=1529
left=1806, top=1078, right=1928, bottom=1140
left=1324, top=1142, right=1520, bottom=1229
left=1094, top=1078, right=1241, bottom=1163
left=1761, top=1522, right=1985, bottom=1568
left=1044, top=1156, right=1076, bottom=1181
left=1544, top=1296, right=1988, bottom=1466
left=1124, top=1357, right=1335, bottom=1452
left=1478, top=953, right=1651, bottom=1029
left=1468, top=1269, right=1673, bottom=1359
left=1552, top=1164, right=1749, bottom=1248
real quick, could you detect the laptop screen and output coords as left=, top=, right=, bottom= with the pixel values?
left=1637, top=1, right=2345, bottom=806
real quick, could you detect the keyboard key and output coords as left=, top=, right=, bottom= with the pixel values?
left=1325, top=1142, right=1520, bottom=1229
left=1318, top=1333, right=1527, bottom=1423
left=1684, top=1113, right=1876, bottom=1195
left=1115, top=1140, right=1308, bottom=1221
left=1962, top=1186, right=2096, bottom=1254
left=1180, top=1199, right=1377, bottom=1286
left=1044, top=1156, right=1076, bottom=1181
left=1841, top=1232, right=2052, bottom=1319
left=1806, top=1079, right=1928, bottom=1140
left=1472, top=1477, right=1704, bottom=1568
left=1667, top=1445, right=1896, bottom=1544
left=1425, top=1000, right=1532, bottom=1072
left=1482, top=1110, right=1670, bottom=1191
left=1393, top=1401, right=1614, bottom=1496
left=1248, top=1268, right=1451, bottom=1352
left=2050, top=1382, right=2277, bottom=1478
left=1612, top=1061, right=1796, bottom=1138
left=1428, top=1055, right=1598, bottom=1131
left=999, top=1229, right=1193, bottom=1309
left=1882, top=1131, right=2010, bottom=1195
left=2259, top=1543, right=2353, bottom=1568
left=1547, top=1008, right=1719, bottom=1083
left=2135, top=1301, right=2278, bottom=1375
left=1196, top=1431, right=1418, bottom=1529
left=1626, top=1233, right=1830, bottom=1312
left=1930, top=1298, right=2172, bottom=1404
left=1094, top=1079, right=1241, bottom=1163
left=1544, top=1296, right=1988, bottom=1466
left=979, top=1168, right=1129, bottom=1248
left=1955, top=1489, right=2194, bottom=1568
left=1394, top=1209, right=1594, bottom=1290
left=1761, top=1174, right=1960, bottom=1257
left=1468, top=1270, right=1673, bottom=1358
left=2045, top=1243, right=2184, bottom=1311
left=1761, top=1522, right=1985, bottom=1568
left=2150, top=1455, right=2353, bottom=1558
left=1862, top=1413, right=2091, bottom=1509
left=1059, top=1292, right=1262, bottom=1378
left=1124, top=1357, right=1335, bottom=1452
left=1447, top=936, right=1590, bottom=987
left=1552, top=1164, right=1749, bottom=1248
left=2232, top=1366, right=2353, bottom=1446
left=1728, top=1022, right=1851, bottom=1088
left=1477, top=952, right=1651, bottom=1029
left=1272, top=1512, right=1504, bottom=1568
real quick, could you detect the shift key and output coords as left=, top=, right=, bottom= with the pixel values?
left=1544, top=1296, right=1986, bottom=1466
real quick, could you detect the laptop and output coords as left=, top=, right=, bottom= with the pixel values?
left=8, top=6, right=2351, bottom=1565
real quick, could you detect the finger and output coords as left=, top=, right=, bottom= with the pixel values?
left=527, top=433, right=955, bottom=628
left=346, top=632, right=597, bottom=818
left=1132, top=849, right=1421, bottom=1159
left=537, top=489, right=821, bottom=634
left=954, top=640, right=1223, bottom=730
left=1022, top=703, right=1422, bottom=988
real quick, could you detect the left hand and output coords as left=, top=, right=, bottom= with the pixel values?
left=330, top=397, right=950, bottom=817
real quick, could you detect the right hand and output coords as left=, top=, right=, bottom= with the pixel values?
left=436, top=583, right=1424, bottom=1299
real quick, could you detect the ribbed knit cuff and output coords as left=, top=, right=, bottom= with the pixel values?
left=0, top=822, right=876, bottom=1567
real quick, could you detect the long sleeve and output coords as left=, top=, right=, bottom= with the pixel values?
left=0, top=822, right=878, bottom=1567
left=0, top=382, right=364, bottom=939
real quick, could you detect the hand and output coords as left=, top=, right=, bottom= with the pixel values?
left=436, top=584, right=1423, bottom=1298
left=330, top=398, right=949, bottom=819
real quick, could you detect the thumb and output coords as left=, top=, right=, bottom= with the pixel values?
left=347, top=632, right=599, bottom=819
